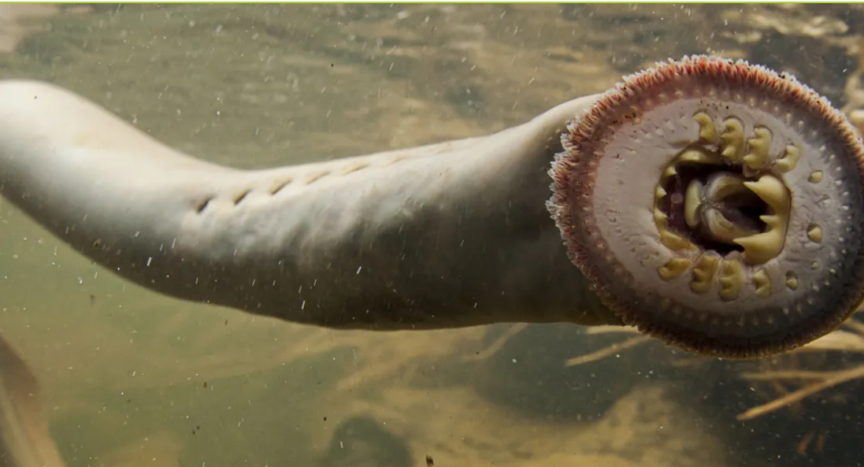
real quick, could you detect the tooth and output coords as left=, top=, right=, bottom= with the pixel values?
left=721, top=118, right=745, bottom=161
left=655, top=186, right=667, bottom=200
left=743, top=127, right=772, bottom=170
left=807, top=224, right=823, bottom=243
left=653, top=208, right=668, bottom=226
left=734, top=231, right=784, bottom=265
left=752, top=268, right=771, bottom=297
left=660, top=230, right=696, bottom=251
left=719, top=259, right=744, bottom=300
left=679, top=148, right=722, bottom=164
left=694, top=112, right=720, bottom=143
left=690, top=254, right=720, bottom=293
left=684, top=180, right=703, bottom=229
left=663, top=165, right=678, bottom=179
left=775, top=145, right=800, bottom=172
left=735, top=176, right=790, bottom=264
left=743, top=175, right=787, bottom=209
left=786, top=271, right=799, bottom=290
left=658, top=258, right=692, bottom=280
left=759, top=214, right=781, bottom=228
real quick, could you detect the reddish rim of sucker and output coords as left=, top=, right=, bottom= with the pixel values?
left=549, top=55, right=864, bottom=359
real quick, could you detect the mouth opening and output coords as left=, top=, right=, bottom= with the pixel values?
left=658, top=161, right=773, bottom=257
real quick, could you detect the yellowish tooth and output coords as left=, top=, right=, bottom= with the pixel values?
left=653, top=208, right=668, bottom=226
left=655, top=186, right=667, bottom=200
left=808, top=170, right=823, bottom=183
left=719, top=259, right=744, bottom=301
left=721, top=118, right=745, bottom=161
left=807, top=224, right=823, bottom=243
left=775, top=145, right=800, bottom=172
left=752, top=268, right=771, bottom=297
left=743, top=176, right=787, bottom=207
left=684, top=180, right=703, bottom=229
left=743, top=127, right=772, bottom=170
left=734, top=222, right=784, bottom=265
left=678, top=148, right=723, bottom=164
left=660, top=230, right=696, bottom=251
left=735, top=175, right=791, bottom=264
left=663, top=165, right=678, bottom=179
left=785, top=271, right=798, bottom=290
left=690, top=254, right=720, bottom=293
left=694, top=112, right=720, bottom=143
left=658, top=258, right=692, bottom=280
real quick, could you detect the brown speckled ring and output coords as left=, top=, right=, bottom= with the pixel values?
left=548, top=55, right=864, bottom=359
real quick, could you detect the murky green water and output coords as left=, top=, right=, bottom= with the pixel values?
left=1, top=4, right=864, bottom=467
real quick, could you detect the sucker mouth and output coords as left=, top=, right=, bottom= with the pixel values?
left=651, top=112, right=796, bottom=301
left=550, top=55, right=864, bottom=359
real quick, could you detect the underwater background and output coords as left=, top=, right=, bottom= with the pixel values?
left=1, top=4, right=864, bottom=467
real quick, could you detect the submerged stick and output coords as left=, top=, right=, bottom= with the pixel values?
left=737, top=365, right=864, bottom=421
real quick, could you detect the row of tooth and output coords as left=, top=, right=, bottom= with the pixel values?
left=650, top=110, right=829, bottom=301
left=695, top=112, right=800, bottom=172
left=656, top=113, right=799, bottom=265
left=735, top=175, right=790, bottom=265
left=653, top=168, right=791, bottom=265
left=656, top=254, right=756, bottom=299
left=693, top=111, right=825, bottom=296
left=653, top=149, right=702, bottom=253
left=697, top=111, right=826, bottom=186
left=655, top=216, right=824, bottom=300
left=657, top=253, right=815, bottom=301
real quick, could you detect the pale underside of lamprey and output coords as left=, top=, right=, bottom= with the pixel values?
left=550, top=55, right=864, bottom=359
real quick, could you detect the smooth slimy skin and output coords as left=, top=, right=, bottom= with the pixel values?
left=0, top=80, right=616, bottom=331
left=0, top=82, right=613, bottom=467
